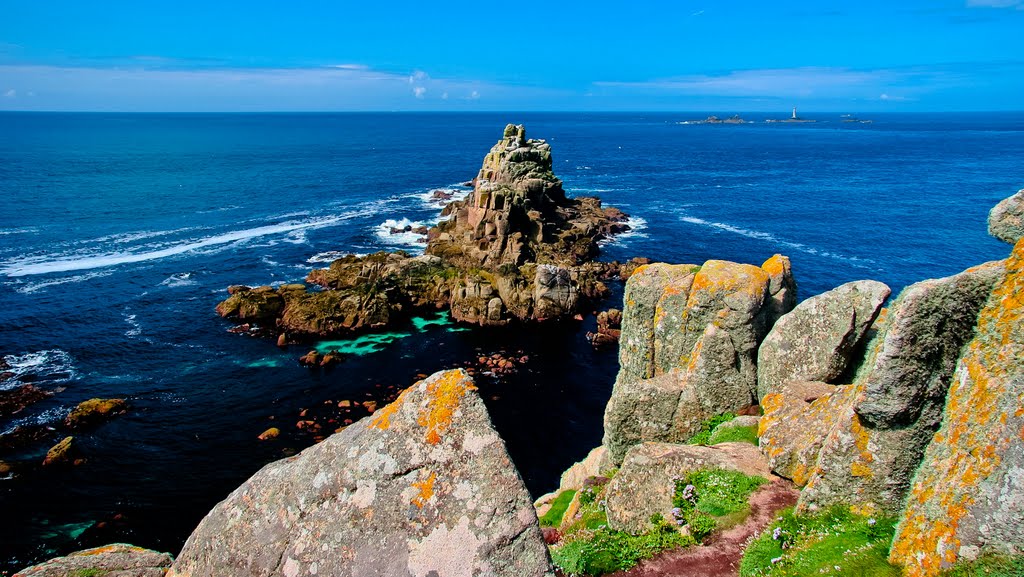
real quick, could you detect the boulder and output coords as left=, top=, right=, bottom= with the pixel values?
left=168, top=369, right=552, bottom=577
left=604, top=257, right=793, bottom=464
left=604, top=442, right=771, bottom=534
left=559, top=445, right=611, bottom=493
left=65, top=398, right=128, bottom=429
left=757, top=280, right=890, bottom=400
left=788, top=262, right=1004, bottom=516
left=15, top=544, right=173, bottom=577
left=890, top=239, right=1024, bottom=575
left=41, top=436, right=74, bottom=467
left=987, top=188, right=1024, bottom=244
left=0, top=384, right=52, bottom=418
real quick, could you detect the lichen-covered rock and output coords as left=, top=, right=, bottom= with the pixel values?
left=604, top=442, right=771, bottom=534
left=65, top=397, right=128, bottom=429
left=15, top=543, right=173, bottom=577
left=41, top=436, right=74, bottom=467
left=603, top=257, right=793, bottom=464
left=0, top=384, right=52, bottom=418
left=559, top=446, right=611, bottom=493
left=168, top=369, right=552, bottom=577
left=761, top=254, right=797, bottom=322
left=856, top=262, right=1004, bottom=427
left=758, top=381, right=857, bottom=486
left=757, top=280, right=890, bottom=401
left=987, top=188, right=1024, bottom=244
left=787, top=263, right=1004, bottom=516
left=890, top=239, right=1024, bottom=576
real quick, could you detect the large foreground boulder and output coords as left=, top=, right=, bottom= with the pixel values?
left=15, top=544, right=173, bottom=577
left=603, top=256, right=795, bottom=464
left=890, top=240, right=1024, bottom=575
left=604, top=442, right=772, bottom=534
left=169, top=369, right=552, bottom=577
left=987, top=188, right=1024, bottom=244
left=756, top=280, right=890, bottom=400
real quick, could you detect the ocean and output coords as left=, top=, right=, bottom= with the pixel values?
left=0, top=111, right=1019, bottom=571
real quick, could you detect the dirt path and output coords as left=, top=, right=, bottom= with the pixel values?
left=608, top=478, right=798, bottom=577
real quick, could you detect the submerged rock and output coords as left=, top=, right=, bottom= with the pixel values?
left=890, top=239, right=1024, bottom=575
left=757, top=280, right=890, bottom=400
left=0, top=384, right=53, bottom=418
left=168, top=369, right=552, bottom=577
left=15, top=543, right=173, bottom=577
left=41, top=436, right=74, bottom=467
left=987, top=188, right=1024, bottom=244
left=65, top=398, right=128, bottom=429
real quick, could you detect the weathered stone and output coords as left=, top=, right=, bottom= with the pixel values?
left=758, top=381, right=855, bottom=486
left=792, top=262, right=1004, bottom=516
left=257, top=427, right=280, bottom=441
left=0, top=384, right=52, bottom=418
left=757, top=280, right=890, bottom=401
left=15, top=543, right=173, bottom=577
left=890, top=239, right=1024, bottom=576
left=558, top=445, right=611, bottom=492
left=987, top=188, right=1024, bottom=244
left=604, top=442, right=771, bottom=534
left=169, top=369, right=552, bottom=577
left=761, top=254, right=797, bottom=323
left=41, top=436, right=74, bottom=467
left=604, top=257, right=790, bottom=464
left=65, top=398, right=128, bottom=429
left=857, top=261, right=1004, bottom=428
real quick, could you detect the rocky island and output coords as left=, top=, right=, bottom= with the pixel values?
left=216, top=124, right=637, bottom=345
left=17, top=136, right=1024, bottom=576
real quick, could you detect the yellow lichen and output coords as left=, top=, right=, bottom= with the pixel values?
left=369, top=386, right=414, bottom=431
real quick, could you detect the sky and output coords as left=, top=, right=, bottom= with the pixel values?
left=1, top=0, right=1022, bottom=112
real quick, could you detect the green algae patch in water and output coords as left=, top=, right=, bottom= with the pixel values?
left=315, top=332, right=412, bottom=356
left=446, top=327, right=472, bottom=333
left=411, top=311, right=454, bottom=331
left=246, top=357, right=284, bottom=368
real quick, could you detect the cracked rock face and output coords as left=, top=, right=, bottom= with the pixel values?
left=603, top=256, right=795, bottom=464
left=168, top=369, right=552, bottom=577
left=757, top=280, right=890, bottom=401
left=988, top=189, right=1024, bottom=244
left=15, top=544, right=173, bottom=577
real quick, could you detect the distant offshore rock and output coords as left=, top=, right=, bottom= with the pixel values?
left=217, top=124, right=635, bottom=342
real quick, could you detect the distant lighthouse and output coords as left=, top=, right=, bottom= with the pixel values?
left=792, top=106, right=798, bottom=119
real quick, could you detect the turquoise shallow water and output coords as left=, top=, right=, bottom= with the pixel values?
left=0, top=111, right=1020, bottom=570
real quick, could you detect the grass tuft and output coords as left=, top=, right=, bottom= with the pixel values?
left=540, top=490, right=577, bottom=528
left=688, top=413, right=738, bottom=445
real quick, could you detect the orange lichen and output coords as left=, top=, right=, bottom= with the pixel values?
left=369, top=386, right=414, bottom=431
left=760, top=254, right=788, bottom=277
left=890, top=241, right=1024, bottom=577
left=416, top=370, right=476, bottom=445
left=688, top=260, right=769, bottom=299
left=411, top=471, right=437, bottom=508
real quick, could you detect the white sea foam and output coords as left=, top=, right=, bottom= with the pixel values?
left=374, top=217, right=433, bottom=251
left=0, top=227, right=39, bottom=236
left=409, top=186, right=470, bottom=210
left=160, top=272, right=198, bottom=288
left=123, top=312, right=142, bottom=337
left=0, top=212, right=368, bottom=277
left=679, top=214, right=874, bottom=266
left=307, top=250, right=351, bottom=264
left=602, top=216, right=650, bottom=245
left=13, top=270, right=114, bottom=294
left=1, top=349, right=77, bottom=390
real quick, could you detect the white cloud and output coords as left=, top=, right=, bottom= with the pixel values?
left=328, top=63, right=369, bottom=70
left=3, top=89, right=14, bottom=98
left=468, top=90, right=480, bottom=100
left=408, top=70, right=429, bottom=84
left=413, top=86, right=426, bottom=99
left=879, top=93, right=912, bottom=101
left=441, top=92, right=449, bottom=100
left=596, top=67, right=890, bottom=98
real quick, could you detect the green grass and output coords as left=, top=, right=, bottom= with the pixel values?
left=739, top=506, right=900, bottom=577
left=941, top=553, right=1024, bottom=576
left=687, top=412, right=737, bottom=445
left=672, top=468, right=767, bottom=542
left=540, top=490, right=577, bottom=528
left=551, top=522, right=694, bottom=576
left=708, top=423, right=759, bottom=446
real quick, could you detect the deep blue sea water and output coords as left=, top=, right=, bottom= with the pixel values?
left=0, top=112, right=1020, bottom=571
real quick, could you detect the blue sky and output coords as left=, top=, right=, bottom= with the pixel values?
left=1, top=0, right=1022, bottom=112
